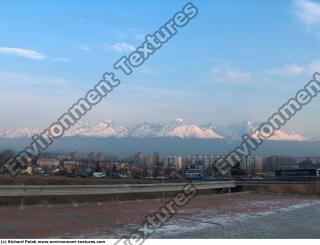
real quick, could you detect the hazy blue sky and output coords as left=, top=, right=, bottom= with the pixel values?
left=1, top=0, right=320, bottom=137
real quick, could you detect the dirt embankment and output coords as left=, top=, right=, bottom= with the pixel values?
left=242, top=182, right=320, bottom=195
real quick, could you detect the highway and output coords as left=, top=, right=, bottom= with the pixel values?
left=0, top=181, right=235, bottom=197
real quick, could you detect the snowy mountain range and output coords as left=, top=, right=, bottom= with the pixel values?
left=210, top=121, right=306, bottom=142
left=0, top=119, right=311, bottom=142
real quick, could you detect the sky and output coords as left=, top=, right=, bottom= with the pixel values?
left=1, top=0, right=320, bottom=137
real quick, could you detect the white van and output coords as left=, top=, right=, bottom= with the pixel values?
left=93, top=172, right=106, bottom=178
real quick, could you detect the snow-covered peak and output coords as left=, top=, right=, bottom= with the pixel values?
left=175, top=118, right=184, bottom=123
left=310, top=136, right=320, bottom=142
left=213, top=121, right=306, bottom=142
left=261, top=130, right=306, bottom=141
left=162, top=124, right=223, bottom=139
left=89, top=120, right=128, bottom=137
left=129, top=122, right=162, bottom=138
left=213, top=121, right=257, bottom=142
left=159, top=120, right=223, bottom=139
left=0, top=119, right=308, bottom=141
left=4, top=128, right=40, bottom=138
left=64, top=122, right=91, bottom=136
left=127, top=119, right=223, bottom=139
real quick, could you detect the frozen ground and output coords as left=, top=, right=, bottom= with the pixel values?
left=0, top=192, right=319, bottom=239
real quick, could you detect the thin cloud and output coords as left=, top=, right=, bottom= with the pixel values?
left=293, top=0, right=320, bottom=30
left=0, top=47, right=47, bottom=60
left=104, top=42, right=135, bottom=52
left=116, top=9, right=130, bottom=16
left=52, top=57, right=73, bottom=63
left=79, top=45, right=92, bottom=53
left=265, top=60, right=320, bottom=78
left=132, top=33, right=145, bottom=41
left=0, top=70, right=71, bottom=87
left=266, top=64, right=305, bottom=77
left=210, top=58, right=232, bottom=65
left=308, top=59, right=320, bottom=73
left=137, top=68, right=157, bottom=75
left=212, top=66, right=251, bottom=83
left=113, top=30, right=145, bottom=41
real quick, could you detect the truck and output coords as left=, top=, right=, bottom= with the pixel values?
left=185, top=169, right=202, bottom=180
left=275, top=168, right=320, bottom=180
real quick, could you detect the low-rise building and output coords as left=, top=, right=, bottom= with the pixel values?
left=37, top=159, right=60, bottom=170
left=63, top=160, right=80, bottom=172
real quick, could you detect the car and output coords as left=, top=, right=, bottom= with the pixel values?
left=80, top=172, right=89, bottom=178
left=66, top=172, right=76, bottom=177
left=235, top=176, right=248, bottom=181
left=110, top=172, right=127, bottom=179
left=156, top=176, right=167, bottom=181
left=133, top=175, right=144, bottom=179
left=167, top=176, right=178, bottom=180
left=118, top=174, right=128, bottom=179
left=40, top=173, right=51, bottom=177
left=252, top=176, right=264, bottom=181
left=144, top=176, right=155, bottom=180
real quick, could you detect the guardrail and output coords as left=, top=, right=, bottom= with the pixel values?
left=0, top=181, right=235, bottom=197
left=235, top=180, right=317, bottom=185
